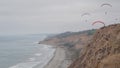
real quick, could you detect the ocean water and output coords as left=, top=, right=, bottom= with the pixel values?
left=0, top=35, right=55, bottom=68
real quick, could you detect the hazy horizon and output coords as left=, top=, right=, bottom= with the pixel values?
left=0, top=0, right=120, bottom=35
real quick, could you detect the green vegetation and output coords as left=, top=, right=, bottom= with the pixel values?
left=87, top=29, right=96, bottom=35
left=63, top=42, right=75, bottom=48
left=49, top=29, right=96, bottom=39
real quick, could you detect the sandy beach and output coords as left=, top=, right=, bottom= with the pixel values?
left=44, top=47, right=71, bottom=68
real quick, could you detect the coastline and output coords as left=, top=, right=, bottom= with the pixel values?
left=44, top=46, right=71, bottom=68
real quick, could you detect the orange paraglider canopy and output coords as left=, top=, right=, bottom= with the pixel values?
left=92, top=21, right=105, bottom=26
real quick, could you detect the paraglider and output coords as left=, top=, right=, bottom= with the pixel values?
left=101, top=3, right=112, bottom=7
left=81, top=13, right=91, bottom=22
left=105, top=12, right=107, bottom=15
left=115, top=18, right=118, bottom=21
left=115, top=18, right=120, bottom=23
left=92, top=21, right=105, bottom=27
left=81, top=13, right=90, bottom=17
left=101, top=3, right=112, bottom=15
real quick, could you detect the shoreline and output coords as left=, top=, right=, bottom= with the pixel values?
left=44, top=46, right=71, bottom=68
left=43, top=47, right=57, bottom=68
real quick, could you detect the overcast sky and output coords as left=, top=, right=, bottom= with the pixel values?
left=0, top=0, right=120, bottom=35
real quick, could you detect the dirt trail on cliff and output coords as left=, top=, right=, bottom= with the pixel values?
left=68, top=24, right=120, bottom=68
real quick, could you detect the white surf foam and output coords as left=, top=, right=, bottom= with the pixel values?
left=9, top=62, right=39, bottom=68
left=28, top=58, right=36, bottom=61
left=34, top=53, right=42, bottom=56
left=9, top=45, right=56, bottom=68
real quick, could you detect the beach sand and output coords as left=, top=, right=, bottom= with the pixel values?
left=44, top=47, right=71, bottom=68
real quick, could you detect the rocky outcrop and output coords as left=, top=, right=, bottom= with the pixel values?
left=68, top=24, right=120, bottom=68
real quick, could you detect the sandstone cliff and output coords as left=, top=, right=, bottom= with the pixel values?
left=39, top=30, right=95, bottom=49
left=39, top=30, right=95, bottom=60
left=68, top=24, right=120, bottom=68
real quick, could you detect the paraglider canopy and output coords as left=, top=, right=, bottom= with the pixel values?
left=101, top=3, right=112, bottom=15
left=92, top=21, right=105, bottom=27
left=101, top=3, right=112, bottom=7
left=81, top=13, right=91, bottom=22
left=81, top=13, right=90, bottom=17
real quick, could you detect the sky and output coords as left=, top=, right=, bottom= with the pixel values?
left=0, top=0, right=120, bottom=35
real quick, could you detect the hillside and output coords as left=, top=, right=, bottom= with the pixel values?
left=68, top=24, right=120, bottom=68
left=40, top=29, right=96, bottom=60
left=39, top=29, right=95, bottom=49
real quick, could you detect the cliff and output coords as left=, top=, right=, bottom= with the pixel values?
left=68, top=24, right=120, bottom=68
left=39, top=29, right=95, bottom=60
left=39, top=30, right=95, bottom=49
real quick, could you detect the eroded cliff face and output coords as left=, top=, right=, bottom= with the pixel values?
left=39, top=30, right=94, bottom=50
left=68, top=24, right=120, bottom=68
left=39, top=30, right=94, bottom=61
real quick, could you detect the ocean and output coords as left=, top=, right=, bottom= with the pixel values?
left=0, top=35, right=55, bottom=68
